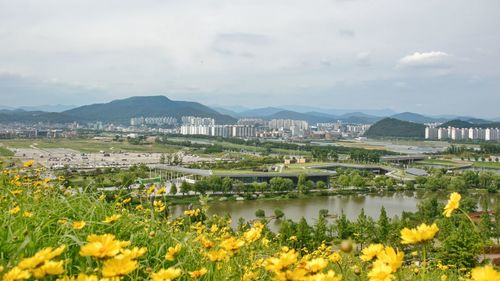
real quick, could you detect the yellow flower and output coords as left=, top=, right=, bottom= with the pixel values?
left=184, top=209, right=201, bottom=217
left=289, top=235, right=298, bottom=241
left=441, top=274, right=447, bottom=281
left=79, top=234, right=131, bottom=258
left=154, top=200, right=166, bottom=212
left=308, top=270, right=342, bottom=281
left=305, top=257, right=328, bottom=273
left=2, top=267, right=31, bottom=281
left=196, top=235, right=214, bottom=249
left=23, top=211, right=33, bottom=218
left=23, top=160, right=35, bottom=167
left=101, top=257, right=137, bottom=277
left=103, top=214, right=121, bottom=224
left=76, top=273, right=99, bottom=281
left=400, top=223, right=439, bottom=244
left=122, top=198, right=131, bottom=204
left=377, top=247, right=404, bottom=273
left=188, top=268, right=207, bottom=279
left=205, top=249, right=228, bottom=262
left=264, top=250, right=298, bottom=273
left=443, top=192, right=461, bottom=217
left=58, top=219, right=67, bottom=225
left=118, top=247, right=147, bottom=260
left=9, top=206, right=20, bottom=215
left=328, top=252, right=342, bottom=263
left=151, top=268, right=182, bottom=281
left=58, top=176, right=65, bottom=181
left=360, top=244, right=384, bottom=262
left=468, top=265, right=500, bottom=281
left=72, top=221, right=86, bottom=230
left=165, top=244, right=182, bottom=261
left=32, top=260, right=65, bottom=279
left=18, top=245, right=66, bottom=270
left=261, top=237, right=270, bottom=248
left=242, top=271, right=258, bottom=281
left=243, top=221, right=264, bottom=243
left=367, top=260, right=393, bottom=281
left=219, top=237, right=245, bottom=254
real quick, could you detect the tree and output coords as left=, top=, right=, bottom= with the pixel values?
left=255, top=209, right=266, bottom=218
left=377, top=206, right=390, bottom=243
left=180, top=181, right=191, bottom=195
left=297, top=174, right=307, bottom=194
left=313, top=213, right=328, bottom=246
left=170, top=183, right=177, bottom=195
left=274, top=208, right=284, bottom=220
left=354, top=208, right=376, bottom=248
left=159, top=154, right=166, bottom=164
left=337, top=175, right=350, bottom=188
left=296, top=217, right=312, bottom=250
left=351, top=174, right=365, bottom=188
left=316, top=181, right=326, bottom=190
left=336, top=211, right=353, bottom=239
left=222, top=177, right=233, bottom=194
left=437, top=221, right=482, bottom=268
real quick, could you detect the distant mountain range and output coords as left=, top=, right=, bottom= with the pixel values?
left=0, top=96, right=499, bottom=127
left=0, top=96, right=235, bottom=125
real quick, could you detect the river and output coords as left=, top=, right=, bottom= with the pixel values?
left=170, top=191, right=498, bottom=231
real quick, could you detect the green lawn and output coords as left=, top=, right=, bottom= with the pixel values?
left=472, top=161, right=500, bottom=169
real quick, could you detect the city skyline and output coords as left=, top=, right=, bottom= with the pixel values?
left=1, top=0, right=500, bottom=117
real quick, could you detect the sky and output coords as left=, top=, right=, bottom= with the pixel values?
left=0, top=0, right=499, bottom=117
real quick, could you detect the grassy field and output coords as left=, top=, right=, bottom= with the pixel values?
left=472, top=161, right=500, bottom=169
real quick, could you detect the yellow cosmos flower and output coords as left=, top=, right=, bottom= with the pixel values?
left=377, top=246, right=404, bottom=273
left=58, top=176, right=65, bottom=181
left=400, top=223, right=439, bottom=244
left=468, top=265, right=500, bottom=281
left=154, top=200, right=166, bottom=212
left=309, top=270, right=342, bottom=281
left=441, top=274, right=447, bottom=281
left=151, top=268, right=182, bottom=281
left=18, top=245, right=66, bottom=270
left=101, top=257, right=137, bottom=277
left=32, top=260, right=65, bottom=279
left=122, top=198, right=131, bottom=204
left=23, top=211, right=33, bottom=218
left=328, top=252, right=342, bottom=263
left=264, top=250, right=298, bottom=273
left=184, top=209, right=201, bottom=217
left=9, top=206, right=20, bottom=215
left=118, top=247, right=147, bottom=260
left=305, top=257, right=328, bottom=273
left=262, top=237, right=270, bottom=248
left=75, top=273, right=99, bottom=281
left=360, top=244, right=384, bottom=262
left=243, top=222, right=264, bottom=243
left=102, top=214, right=121, bottom=224
left=188, top=268, right=207, bottom=280
left=2, top=266, right=31, bottom=281
left=23, top=160, right=35, bottom=168
left=79, top=234, right=131, bottom=258
left=72, top=221, right=86, bottom=230
left=165, top=244, right=182, bottom=261
left=367, top=261, right=393, bottom=281
left=443, top=192, right=461, bottom=217
left=205, top=249, right=228, bottom=262
left=219, top=237, right=245, bottom=254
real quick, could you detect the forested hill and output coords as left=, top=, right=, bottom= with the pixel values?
left=364, top=118, right=425, bottom=138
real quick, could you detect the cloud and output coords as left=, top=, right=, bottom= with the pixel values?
left=398, top=51, right=451, bottom=68
left=356, top=52, right=371, bottom=66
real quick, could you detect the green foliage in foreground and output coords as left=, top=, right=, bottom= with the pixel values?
left=1, top=168, right=499, bottom=280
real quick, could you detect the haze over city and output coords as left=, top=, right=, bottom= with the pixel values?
left=1, top=0, right=500, bottom=118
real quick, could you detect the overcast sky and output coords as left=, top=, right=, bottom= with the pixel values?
left=0, top=0, right=499, bottom=117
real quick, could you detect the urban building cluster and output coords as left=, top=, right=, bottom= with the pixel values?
left=130, top=116, right=177, bottom=126
left=180, top=124, right=256, bottom=138
left=425, top=126, right=500, bottom=141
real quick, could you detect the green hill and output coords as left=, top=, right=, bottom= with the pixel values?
left=364, top=118, right=425, bottom=138
left=63, top=96, right=236, bottom=124
left=439, top=119, right=500, bottom=129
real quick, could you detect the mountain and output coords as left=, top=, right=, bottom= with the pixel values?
left=439, top=119, right=500, bottom=129
left=364, top=118, right=425, bottom=138
left=390, top=112, right=443, bottom=124
left=266, top=110, right=334, bottom=123
left=18, top=104, right=76, bottom=112
left=63, top=96, right=236, bottom=124
left=337, top=112, right=381, bottom=124
left=0, top=110, right=77, bottom=123
left=211, top=106, right=240, bottom=117
left=238, top=107, right=284, bottom=117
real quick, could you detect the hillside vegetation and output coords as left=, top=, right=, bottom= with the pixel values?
left=364, top=118, right=425, bottom=138
left=1, top=162, right=499, bottom=280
